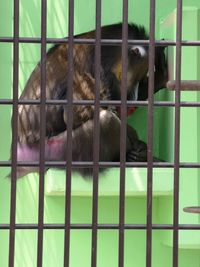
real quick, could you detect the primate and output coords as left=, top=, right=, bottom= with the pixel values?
left=14, top=23, right=168, bottom=178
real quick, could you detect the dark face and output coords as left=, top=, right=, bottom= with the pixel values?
left=137, top=46, right=168, bottom=100
left=127, top=45, right=149, bottom=100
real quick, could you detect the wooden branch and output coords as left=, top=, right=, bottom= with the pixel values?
left=183, top=206, right=200, bottom=214
left=166, top=80, right=200, bottom=91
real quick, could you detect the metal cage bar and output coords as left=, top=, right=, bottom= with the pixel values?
left=8, top=0, right=19, bottom=266
left=2, top=223, right=200, bottom=230
left=1, top=99, right=200, bottom=107
left=173, top=1, right=183, bottom=267
left=36, top=0, right=47, bottom=266
left=1, top=37, right=200, bottom=46
left=3, top=161, right=200, bottom=168
left=118, top=1, right=128, bottom=267
left=63, top=0, right=74, bottom=266
left=91, top=0, right=101, bottom=266
left=146, top=0, right=156, bottom=266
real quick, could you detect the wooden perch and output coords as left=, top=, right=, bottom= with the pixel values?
left=166, top=80, right=200, bottom=91
left=183, top=206, right=200, bottom=214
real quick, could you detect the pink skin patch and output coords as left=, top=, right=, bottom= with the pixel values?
left=46, top=131, right=67, bottom=160
left=17, top=143, right=40, bottom=162
left=16, top=143, right=41, bottom=178
left=17, top=133, right=67, bottom=163
left=47, top=138, right=64, bottom=147
left=16, top=133, right=67, bottom=178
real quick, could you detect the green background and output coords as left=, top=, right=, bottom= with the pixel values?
left=0, top=0, right=200, bottom=266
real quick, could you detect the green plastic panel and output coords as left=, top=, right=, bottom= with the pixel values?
left=45, top=168, right=173, bottom=196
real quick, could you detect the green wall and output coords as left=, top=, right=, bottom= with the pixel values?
left=0, top=1, right=200, bottom=267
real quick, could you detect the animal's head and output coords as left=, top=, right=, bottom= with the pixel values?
left=101, top=23, right=168, bottom=101
left=127, top=25, right=168, bottom=100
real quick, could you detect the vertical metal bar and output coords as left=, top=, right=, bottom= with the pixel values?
left=118, top=1, right=128, bottom=267
left=9, top=0, right=19, bottom=266
left=146, top=0, right=155, bottom=266
left=37, top=0, right=47, bottom=266
left=91, top=0, right=101, bottom=266
left=173, top=0, right=182, bottom=266
left=64, top=0, right=74, bottom=266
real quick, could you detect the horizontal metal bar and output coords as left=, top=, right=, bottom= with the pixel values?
left=1, top=99, right=200, bottom=107
left=0, top=223, right=200, bottom=230
left=167, top=80, right=200, bottom=91
left=0, top=37, right=200, bottom=46
left=1, top=161, right=168, bottom=167
left=2, top=161, right=200, bottom=168
left=1, top=99, right=148, bottom=105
